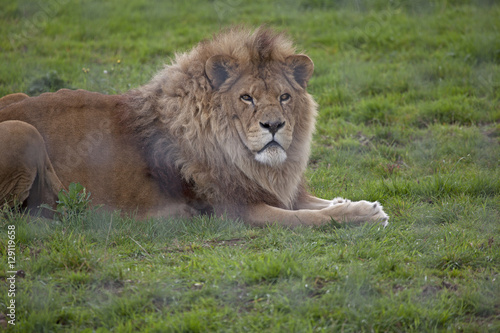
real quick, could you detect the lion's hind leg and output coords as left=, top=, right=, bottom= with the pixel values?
left=0, top=121, right=64, bottom=212
left=0, top=93, right=29, bottom=110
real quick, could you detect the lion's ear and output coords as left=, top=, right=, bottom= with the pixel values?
left=286, top=55, right=314, bottom=88
left=205, top=55, right=238, bottom=89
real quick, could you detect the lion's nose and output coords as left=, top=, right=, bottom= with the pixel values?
left=259, top=120, right=285, bottom=136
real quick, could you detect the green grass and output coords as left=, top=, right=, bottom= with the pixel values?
left=1, top=0, right=499, bottom=331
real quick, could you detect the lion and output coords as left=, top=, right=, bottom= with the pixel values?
left=0, top=27, right=388, bottom=227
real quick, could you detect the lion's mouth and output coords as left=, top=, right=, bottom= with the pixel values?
left=255, top=140, right=287, bottom=167
left=257, top=140, right=283, bottom=154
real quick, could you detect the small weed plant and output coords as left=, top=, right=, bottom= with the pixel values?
left=42, top=183, right=93, bottom=222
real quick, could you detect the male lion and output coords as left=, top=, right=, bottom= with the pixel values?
left=0, top=27, right=388, bottom=227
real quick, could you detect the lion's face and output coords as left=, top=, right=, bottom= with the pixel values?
left=206, top=54, right=314, bottom=167
left=229, top=74, right=295, bottom=167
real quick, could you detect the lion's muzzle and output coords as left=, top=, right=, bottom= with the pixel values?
left=255, top=140, right=287, bottom=167
left=257, top=140, right=283, bottom=154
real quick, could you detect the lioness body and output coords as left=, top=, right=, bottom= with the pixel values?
left=0, top=27, right=388, bottom=226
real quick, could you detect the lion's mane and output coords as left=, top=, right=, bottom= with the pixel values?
left=125, top=27, right=318, bottom=215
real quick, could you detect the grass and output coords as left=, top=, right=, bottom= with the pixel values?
left=1, top=0, right=499, bottom=331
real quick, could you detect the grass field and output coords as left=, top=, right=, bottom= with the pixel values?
left=1, top=0, right=499, bottom=331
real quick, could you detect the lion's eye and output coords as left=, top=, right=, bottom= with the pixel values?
left=280, top=93, right=291, bottom=102
left=240, top=94, right=253, bottom=103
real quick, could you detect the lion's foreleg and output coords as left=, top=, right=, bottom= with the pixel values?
left=294, top=194, right=333, bottom=210
left=243, top=203, right=335, bottom=227
left=243, top=199, right=388, bottom=227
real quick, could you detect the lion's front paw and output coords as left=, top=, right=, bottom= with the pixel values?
left=366, top=201, right=389, bottom=227
left=329, top=197, right=349, bottom=206
left=325, top=198, right=389, bottom=226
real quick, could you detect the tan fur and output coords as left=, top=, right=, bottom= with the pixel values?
left=0, top=27, right=388, bottom=226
